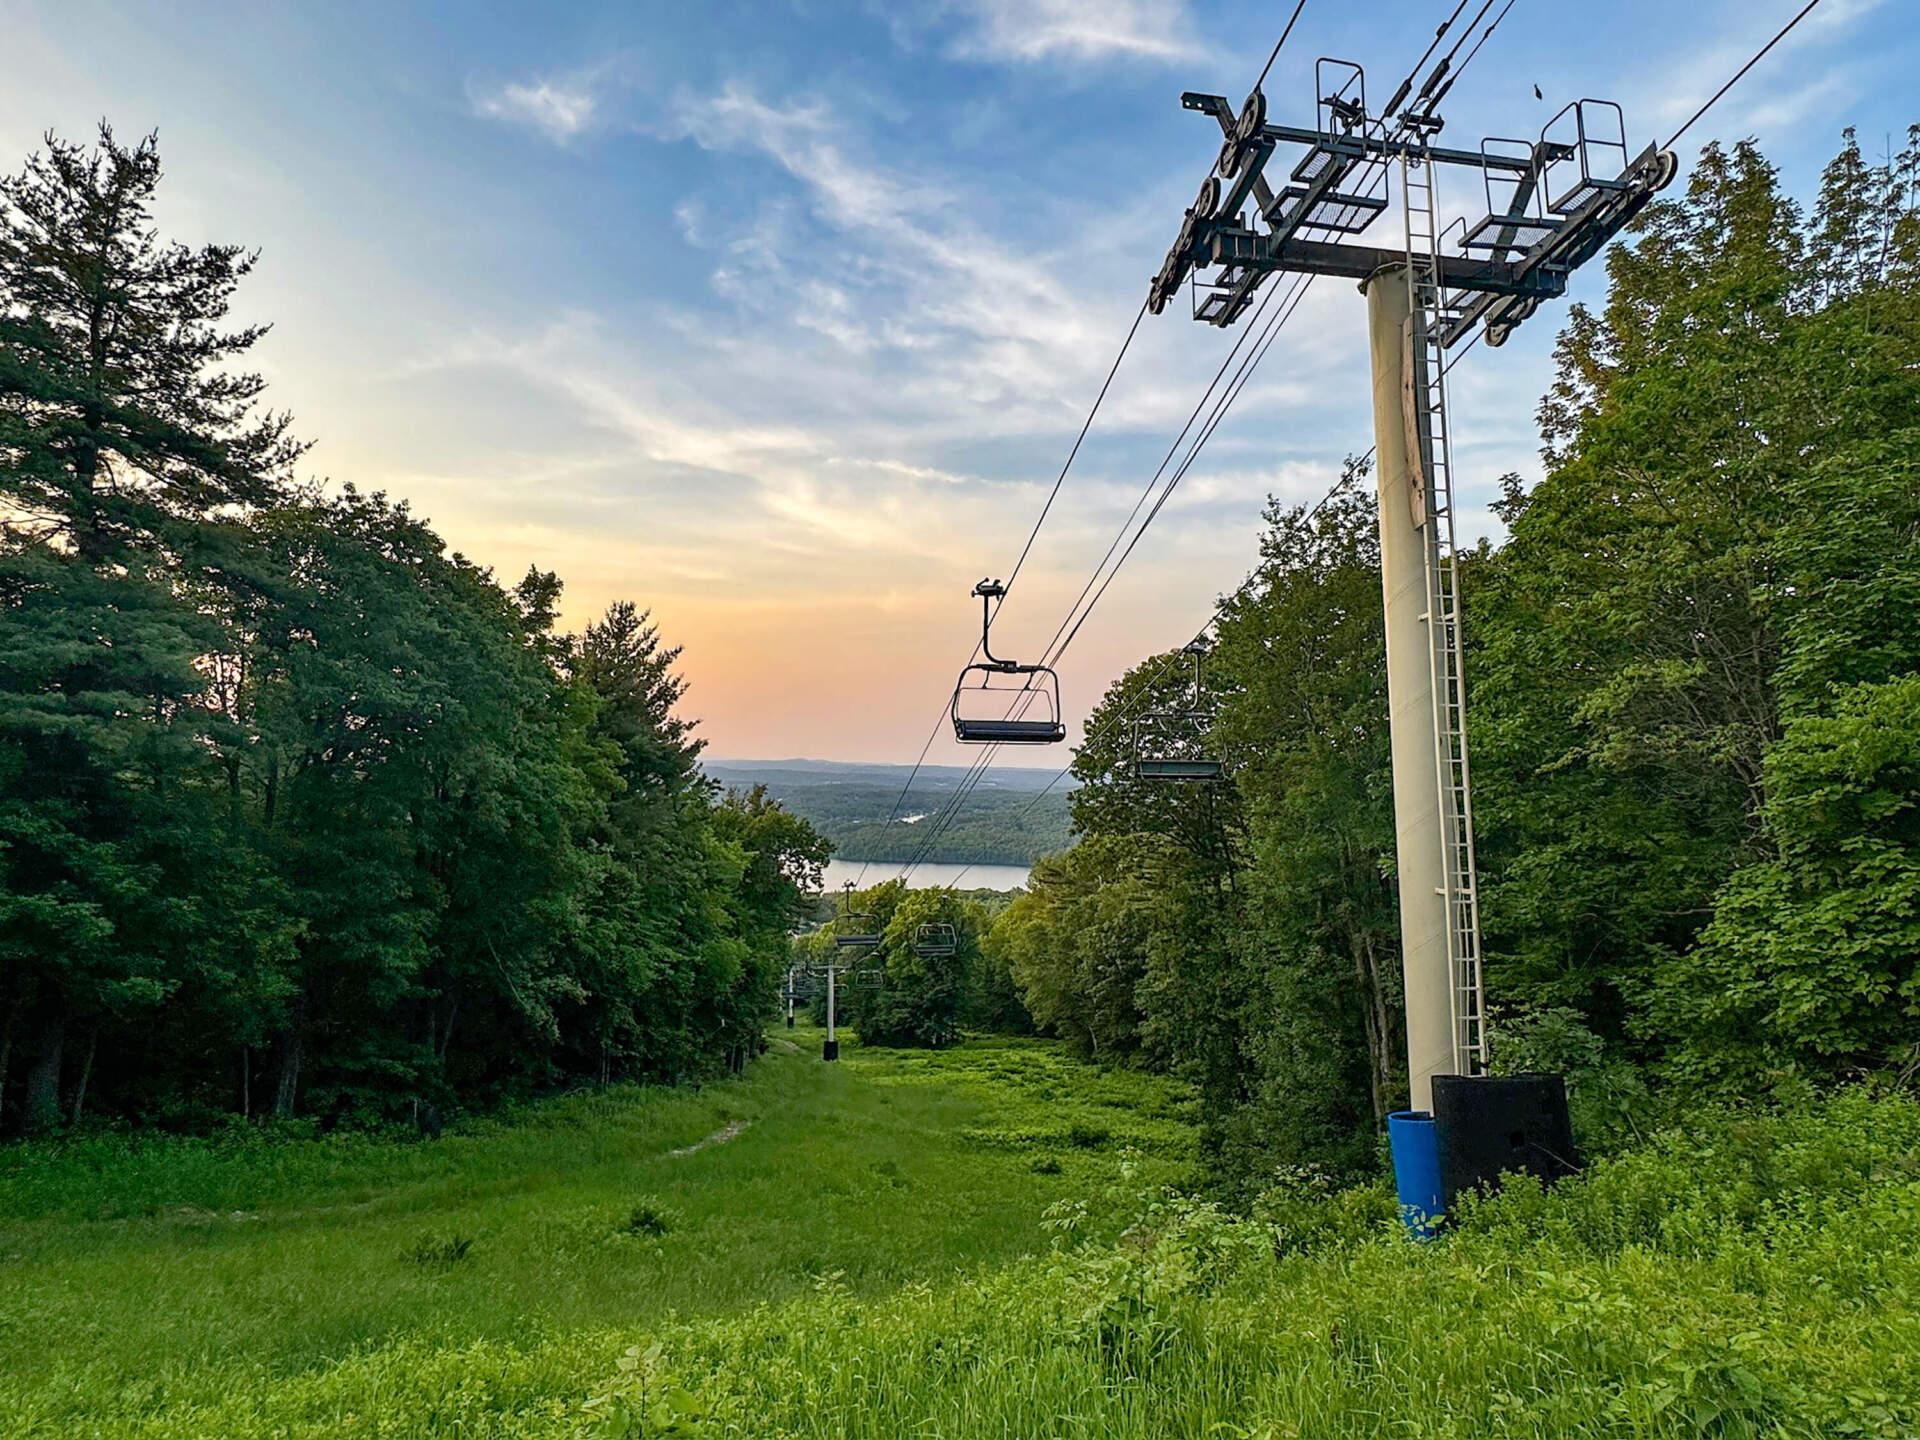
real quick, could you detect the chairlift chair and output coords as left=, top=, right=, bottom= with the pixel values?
left=853, top=967, right=885, bottom=991
left=834, top=880, right=882, bottom=949
left=913, top=922, right=957, bottom=958
left=1133, top=639, right=1224, bottom=782
left=950, top=580, right=1067, bottom=745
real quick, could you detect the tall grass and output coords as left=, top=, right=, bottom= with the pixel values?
left=4, top=1037, right=1915, bottom=1438
left=0, top=1030, right=1193, bottom=1435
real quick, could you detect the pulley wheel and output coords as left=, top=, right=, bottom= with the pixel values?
left=1216, top=137, right=1241, bottom=179
left=1192, top=176, right=1221, bottom=219
left=1650, top=149, right=1680, bottom=192
left=1236, top=89, right=1267, bottom=144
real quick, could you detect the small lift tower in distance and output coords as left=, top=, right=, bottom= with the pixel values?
left=1149, top=52, right=1671, bottom=1222
left=817, top=881, right=883, bottom=1061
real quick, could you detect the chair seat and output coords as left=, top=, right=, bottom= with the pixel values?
left=1136, top=758, right=1224, bottom=781
left=954, top=718, right=1065, bottom=744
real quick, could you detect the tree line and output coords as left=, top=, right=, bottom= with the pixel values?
left=794, top=882, right=1029, bottom=1046
left=983, top=129, right=1920, bottom=1194
left=0, top=126, right=830, bottom=1134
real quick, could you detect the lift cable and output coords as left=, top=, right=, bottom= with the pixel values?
left=1029, top=268, right=1314, bottom=687
left=891, top=269, right=1318, bottom=886
left=1449, top=0, right=1519, bottom=93
left=1002, top=299, right=1152, bottom=603
left=852, top=297, right=1151, bottom=885
left=1382, top=0, right=1473, bottom=119
left=944, top=460, right=1366, bottom=889
left=1438, top=0, right=1501, bottom=65
left=1041, top=273, right=1316, bottom=674
left=1665, top=0, right=1826, bottom=150
left=945, top=324, right=1492, bottom=888
left=888, top=729, right=1010, bottom=883
left=1254, top=0, right=1314, bottom=91
left=896, top=0, right=1525, bottom=887
left=883, top=0, right=1345, bottom=883
left=894, top=0, right=1320, bottom=864
left=910, top=215, right=1375, bottom=875
left=852, top=707, right=959, bottom=887
left=900, top=272, right=1321, bottom=881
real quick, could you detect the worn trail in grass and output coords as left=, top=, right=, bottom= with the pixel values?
left=0, top=1033, right=1195, bottom=1435
left=6, top=1040, right=1919, bottom=1438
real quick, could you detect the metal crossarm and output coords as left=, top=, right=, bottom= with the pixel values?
left=1156, top=74, right=1675, bottom=349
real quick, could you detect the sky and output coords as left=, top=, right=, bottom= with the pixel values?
left=1, top=0, right=1913, bottom=763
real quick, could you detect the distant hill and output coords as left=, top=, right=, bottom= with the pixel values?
left=703, top=758, right=1075, bottom=865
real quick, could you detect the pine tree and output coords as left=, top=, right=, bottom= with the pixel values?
left=0, top=126, right=300, bottom=1131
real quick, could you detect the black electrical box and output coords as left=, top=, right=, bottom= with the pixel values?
left=1432, top=1073, right=1578, bottom=1209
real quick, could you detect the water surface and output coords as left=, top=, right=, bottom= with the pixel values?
left=821, top=859, right=1030, bottom=892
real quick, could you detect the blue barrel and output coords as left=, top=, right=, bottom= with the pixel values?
left=1388, top=1110, right=1443, bottom=1238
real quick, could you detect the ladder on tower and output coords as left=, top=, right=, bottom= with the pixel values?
left=1399, top=149, right=1487, bottom=1079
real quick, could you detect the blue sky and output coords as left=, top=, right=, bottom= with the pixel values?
left=2, top=0, right=1912, bottom=761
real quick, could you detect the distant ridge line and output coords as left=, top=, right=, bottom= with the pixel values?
left=705, top=756, right=1069, bottom=775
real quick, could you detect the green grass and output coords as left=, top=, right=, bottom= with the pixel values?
left=0, top=1029, right=1195, bottom=1436
left=4, top=1036, right=1918, bottom=1439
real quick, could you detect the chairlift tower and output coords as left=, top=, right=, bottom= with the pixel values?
left=811, top=881, right=884, bottom=1061
left=1149, top=56, right=1675, bottom=1111
left=783, top=962, right=811, bottom=1028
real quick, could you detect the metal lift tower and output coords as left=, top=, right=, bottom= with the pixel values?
left=1150, top=55, right=1675, bottom=1111
left=811, top=881, right=883, bottom=1061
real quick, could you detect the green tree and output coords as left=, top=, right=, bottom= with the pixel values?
left=852, top=888, right=976, bottom=1048
left=1473, top=129, right=1920, bottom=1080
left=0, top=125, right=298, bottom=1130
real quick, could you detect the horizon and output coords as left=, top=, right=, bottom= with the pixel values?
left=702, top=755, right=1067, bottom=772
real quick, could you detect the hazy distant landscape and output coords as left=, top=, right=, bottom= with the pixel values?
left=704, top=759, right=1075, bottom=865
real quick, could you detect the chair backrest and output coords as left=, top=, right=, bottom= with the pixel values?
left=1132, top=709, right=1222, bottom=782
left=951, top=661, right=1066, bottom=746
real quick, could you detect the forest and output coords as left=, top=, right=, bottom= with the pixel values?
left=970, top=127, right=1920, bottom=1193
left=794, top=880, right=1030, bottom=1045
left=0, top=127, right=830, bottom=1134
left=701, top=759, right=1074, bottom=866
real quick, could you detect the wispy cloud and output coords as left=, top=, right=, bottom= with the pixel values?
left=655, top=80, right=1143, bottom=432
left=470, top=75, right=600, bottom=143
left=946, top=0, right=1204, bottom=64
left=1637, top=0, right=1885, bottom=145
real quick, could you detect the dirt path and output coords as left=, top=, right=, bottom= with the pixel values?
left=670, top=1119, right=752, bottom=1157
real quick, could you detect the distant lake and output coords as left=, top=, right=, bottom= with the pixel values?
left=821, top=859, right=1030, bottom=893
